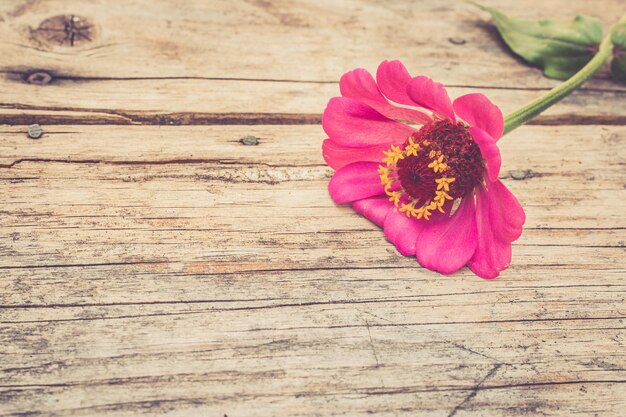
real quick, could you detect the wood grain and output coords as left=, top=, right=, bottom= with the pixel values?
left=1, top=0, right=625, bottom=416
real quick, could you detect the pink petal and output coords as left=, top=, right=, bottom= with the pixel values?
left=353, top=196, right=394, bottom=228
left=376, top=60, right=415, bottom=106
left=470, top=126, right=501, bottom=182
left=406, top=76, right=456, bottom=121
left=322, top=139, right=388, bottom=170
left=383, top=209, right=423, bottom=256
left=415, top=197, right=478, bottom=275
left=453, top=93, right=504, bottom=140
left=340, top=68, right=431, bottom=124
left=468, top=183, right=524, bottom=279
left=486, top=180, right=526, bottom=243
left=328, top=161, right=385, bottom=204
left=322, top=97, right=417, bottom=147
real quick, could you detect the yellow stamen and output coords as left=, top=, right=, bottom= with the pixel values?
left=382, top=144, right=405, bottom=166
left=405, top=137, right=420, bottom=157
left=435, top=177, right=456, bottom=191
left=399, top=201, right=418, bottom=217
left=386, top=190, right=402, bottom=206
left=428, top=154, right=448, bottom=173
left=378, top=165, right=391, bottom=185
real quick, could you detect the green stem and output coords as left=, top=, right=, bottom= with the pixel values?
left=502, top=26, right=616, bottom=135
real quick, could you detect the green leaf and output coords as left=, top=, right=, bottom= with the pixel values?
left=610, top=22, right=626, bottom=82
left=472, top=2, right=603, bottom=80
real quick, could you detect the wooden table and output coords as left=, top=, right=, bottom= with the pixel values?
left=1, top=1, right=625, bottom=416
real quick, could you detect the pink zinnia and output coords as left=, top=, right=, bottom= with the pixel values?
left=322, top=60, right=525, bottom=279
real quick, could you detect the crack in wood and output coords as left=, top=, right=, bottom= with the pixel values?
left=2, top=283, right=623, bottom=310
left=1, top=103, right=626, bottom=126
left=0, top=111, right=624, bottom=126
left=2, top=286, right=623, bottom=310
left=0, top=71, right=337, bottom=85
left=1, top=377, right=623, bottom=394
left=0, top=297, right=297, bottom=309
left=358, top=310, right=510, bottom=366
left=0, top=157, right=324, bottom=169
left=221, top=316, right=626, bottom=338
left=364, top=320, right=381, bottom=368
left=3, top=300, right=623, bottom=325
left=0, top=260, right=168, bottom=270
left=2, top=69, right=626, bottom=93
left=447, top=364, right=502, bottom=417
left=0, top=103, right=323, bottom=125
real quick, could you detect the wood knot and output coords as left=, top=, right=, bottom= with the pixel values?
left=31, top=15, right=94, bottom=47
left=25, top=71, right=53, bottom=85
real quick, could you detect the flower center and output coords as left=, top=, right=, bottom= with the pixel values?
left=378, top=119, right=484, bottom=219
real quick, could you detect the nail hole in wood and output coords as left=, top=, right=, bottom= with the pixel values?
left=27, top=124, right=43, bottom=139
left=510, top=169, right=541, bottom=180
left=25, top=71, right=53, bottom=85
left=240, top=135, right=260, bottom=146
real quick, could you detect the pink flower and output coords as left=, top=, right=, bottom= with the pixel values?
left=322, top=60, right=525, bottom=279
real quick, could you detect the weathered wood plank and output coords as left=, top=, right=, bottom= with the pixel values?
left=1, top=124, right=624, bottom=415
left=1, top=284, right=624, bottom=416
left=1, top=0, right=625, bottom=124
left=0, top=125, right=624, bottom=269
left=1, top=125, right=624, bottom=231
left=1, top=0, right=625, bottom=416
left=0, top=0, right=623, bottom=86
left=1, top=84, right=625, bottom=125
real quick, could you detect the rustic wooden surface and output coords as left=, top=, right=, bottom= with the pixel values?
left=1, top=0, right=625, bottom=416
